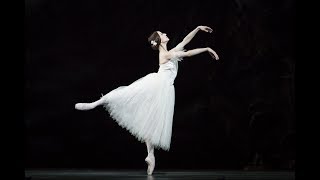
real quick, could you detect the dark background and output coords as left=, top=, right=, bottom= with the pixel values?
left=24, top=0, right=295, bottom=170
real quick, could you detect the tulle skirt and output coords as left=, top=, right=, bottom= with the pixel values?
left=102, top=72, right=175, bottom=151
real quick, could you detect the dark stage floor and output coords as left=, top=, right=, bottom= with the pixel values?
left=25, top=169, right=295, bottom=180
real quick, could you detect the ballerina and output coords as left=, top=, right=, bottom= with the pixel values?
left=75, top=25, right=219, bottom=175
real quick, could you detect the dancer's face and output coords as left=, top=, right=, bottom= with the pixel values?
left=157, top=31, right=169, bottom=43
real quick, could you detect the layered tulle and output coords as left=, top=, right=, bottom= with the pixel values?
left=102, top=54, right=183, bottom=151
left=102, top=70, right=175, bottom=151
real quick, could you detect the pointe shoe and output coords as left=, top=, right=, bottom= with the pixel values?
left=75, top=103, right=95, bottom=110
left=145, top=154, right=155, bottom=175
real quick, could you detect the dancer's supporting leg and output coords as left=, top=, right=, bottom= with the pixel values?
left=145, top=139, right=155, bottom=175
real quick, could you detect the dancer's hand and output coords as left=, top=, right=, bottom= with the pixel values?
left=207, top=48, right=219, bottom=60
left=198, top=26, right=213, bottom=33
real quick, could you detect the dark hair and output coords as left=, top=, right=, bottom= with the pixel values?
left=147, top=31, right=161, bottom=50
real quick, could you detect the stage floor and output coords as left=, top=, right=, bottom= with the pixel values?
left=25, top=169, right=295, bottom=180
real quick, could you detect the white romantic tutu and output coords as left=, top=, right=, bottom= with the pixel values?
left=102, top=56, right=182, bottom=151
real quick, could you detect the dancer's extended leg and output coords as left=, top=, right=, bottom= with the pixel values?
left=75, top=95, right=106, bottom=111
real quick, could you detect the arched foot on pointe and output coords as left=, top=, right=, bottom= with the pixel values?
left=75, top=103, right=95, bottom=110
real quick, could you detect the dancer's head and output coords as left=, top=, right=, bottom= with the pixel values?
left=148, top=31, right=169, bottom=50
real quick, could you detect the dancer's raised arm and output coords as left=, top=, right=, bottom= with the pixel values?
left=171, top=26, right=213, bottom=52
left=173, top=47, right=219, bottom=60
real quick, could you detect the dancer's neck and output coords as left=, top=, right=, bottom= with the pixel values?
left=159, top=44, right=168, bottom=53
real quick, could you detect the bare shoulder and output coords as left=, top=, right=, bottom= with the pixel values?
left=164, top=51, right=176, bottom=60
left=159, top=51, right=175, bottom=64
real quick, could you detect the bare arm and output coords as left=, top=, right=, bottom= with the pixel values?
left=173, top=47, right=219, bottom=60
left=172, top=26, right=213, bottom=51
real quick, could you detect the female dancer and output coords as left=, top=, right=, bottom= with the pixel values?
left=75, top=25, right=219, bottom=175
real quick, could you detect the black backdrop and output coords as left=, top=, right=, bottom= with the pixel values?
left=24, top=0, right=295, bottom=170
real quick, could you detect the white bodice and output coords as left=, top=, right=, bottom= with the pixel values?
left=157, top=56, right=182, bottom=85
